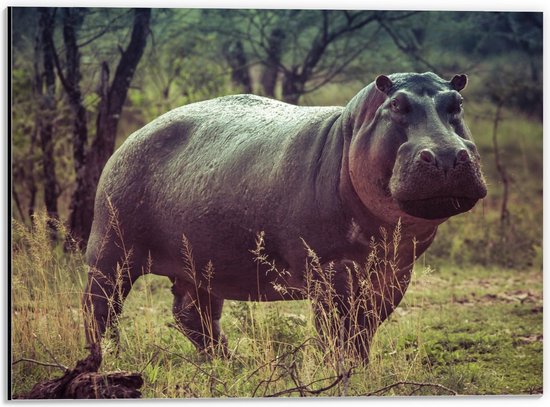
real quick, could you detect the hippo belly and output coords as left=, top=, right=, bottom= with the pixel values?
left=86, top=94, right=346, bottom=302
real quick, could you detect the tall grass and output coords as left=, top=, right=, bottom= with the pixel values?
left=12, top=213, right=466, bottom=398
left=11, top=213, right=88, bottom=394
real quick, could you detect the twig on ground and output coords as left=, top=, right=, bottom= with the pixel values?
left=32, top=333, right=67, bottom=372
left=363, top=380, right=457, bottom=396
left=264, top=368, right=353, bottom=397
left=12, top=358, right=68, bottom=372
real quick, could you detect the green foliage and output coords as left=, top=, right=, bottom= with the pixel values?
left=127, top=33, right=232, bottom=126
left=427, top=206, right=541, bottom=269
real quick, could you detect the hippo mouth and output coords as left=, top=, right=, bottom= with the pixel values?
left=396, top=196, right=479, bottom=220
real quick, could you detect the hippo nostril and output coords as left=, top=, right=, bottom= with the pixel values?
left=419, top=149, right=435, bottom=164
left=456, top=149, right=470, bottom=164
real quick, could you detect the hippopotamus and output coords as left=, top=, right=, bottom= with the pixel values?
left=83, top=72, right=487, bottom=360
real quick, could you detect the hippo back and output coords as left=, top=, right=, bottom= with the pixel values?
left=86, top=95, right=347, bottom=298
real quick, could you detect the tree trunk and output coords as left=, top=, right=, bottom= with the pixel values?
left=260, top=28, right=285, bottom=98
left=62, top=8, right=88, bottom=175
left=28, top=20, right=43, bottom=220
left=492, top=102, right=510, bottom=225
left=223, top=40, right=252, bottom=93
left=38, top=8, right=59, bottom=227
left=282, top=69, right=305, bottom=105
left=27, top=127, right=38, bottom=220
left=68, top=8, right=151, bottom=248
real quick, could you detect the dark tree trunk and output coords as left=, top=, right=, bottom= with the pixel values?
left=282, top=68, right=305, bottom=105
left=62, top=8, right=88, bottom=175
left=68, top=8, right=151, bottom=248
left=28, top=20, right=43, bottom=220
left=492, top=102, right=510, bottom=225
left=260, top=28, right=285, bottom=98
left=223, top=40, right=252, bottom=93
left=11, top=189, right=25, bottom=222
left=27, top=128, right=38, bottom=220
left=38, top=8, right=59, bottom=226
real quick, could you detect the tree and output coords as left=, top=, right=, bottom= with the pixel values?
left=223, top=39, right=253, bottom=93
left=202, top=10, right=416, bottom=104
left=58, top=8, right=88, bottom=179
left=11, top=10, right=41, bottom=223
left=67, top=8, right=151, bottom=248
left=278, top=10, right=382, bottom=104
left=37, top=8, right=59, bottom=229
left=259, top=27, right=285, bottom=98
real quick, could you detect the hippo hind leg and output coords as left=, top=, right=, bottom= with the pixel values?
left=82, top=248, right=144, bottom=347
left=171, top=278, right=228, bottom=357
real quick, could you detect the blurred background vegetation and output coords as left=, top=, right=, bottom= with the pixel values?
left=10, top=8, right=542, bottom=268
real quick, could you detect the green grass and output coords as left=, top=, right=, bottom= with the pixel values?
left=11, top=215, right=542, bottom=397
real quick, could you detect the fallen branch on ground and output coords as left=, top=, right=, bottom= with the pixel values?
left=12, top=344, right=144, bottom=399
left=12, top=357, right=68, bottom=372
left=363, top=380, right=457, bottom=396
left=264, top=368, right=353, bottom=397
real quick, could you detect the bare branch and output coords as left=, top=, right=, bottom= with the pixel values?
left=12, top=357, right=68, bottom=372
left=32, top=333, right=67, bottom=373
left=363, top=380, right=458, bottom=396
left=377, top=18, right=440, bottom=73
left=265, top=368, right=353, bottom=397
left=77, top=10, right=133, bottom=48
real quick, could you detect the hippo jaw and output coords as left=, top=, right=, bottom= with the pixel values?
left=389, top=157, right=488, bottom=220
left=395, top=196, right=480, bottom=220
left=389, top=142, right=488, bottom=220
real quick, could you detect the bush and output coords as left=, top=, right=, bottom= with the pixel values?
left=427, top=205, right=542, bottom=269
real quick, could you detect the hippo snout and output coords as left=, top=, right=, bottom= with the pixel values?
left=417, top=147, right=472, bottom=171
left=389, top=144, right=487, bottom=220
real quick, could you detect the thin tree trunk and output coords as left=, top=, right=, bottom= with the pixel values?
left=260, top=28, right=285, bottom=98
left=492, top=102, right=510, bottom=225
left=282, top=69, right=305, bottom=105
left=12, top=188, right=25, bottom=222
left=38, top=8, right=59, bottom=229
left=223, top=40, right=252, bottom=93
left=68, top=8, right=151, bottom=248
left=62, top=8, right=88, bottom=175
left=27, top=127, right=38, bottom=220
left=28, top=20, right=43, bottom=221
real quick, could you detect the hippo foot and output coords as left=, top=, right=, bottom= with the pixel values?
left=197, top=334, right=230, bottom=360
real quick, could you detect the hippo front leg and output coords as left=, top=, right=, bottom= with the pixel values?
left=311, top=260, right=412, bottom=362
left=170, top=278, right=228, bottom=357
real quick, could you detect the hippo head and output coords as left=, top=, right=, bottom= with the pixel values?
left=346, top=72, right=487, bottom=223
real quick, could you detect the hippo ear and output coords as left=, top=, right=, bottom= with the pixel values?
left=450, top=74, right=468, bottom=92
left=375, top=75, right=393, bottom=95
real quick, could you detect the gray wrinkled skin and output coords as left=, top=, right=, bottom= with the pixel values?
left=83, top=72, right=487, bottom=359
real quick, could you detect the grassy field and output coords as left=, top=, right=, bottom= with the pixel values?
left=10, top=214, right=542, bottom=397
left=10, top=92, right=542, bottom=398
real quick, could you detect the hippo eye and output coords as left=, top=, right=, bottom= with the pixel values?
left=448, top=97, right=463, bottom=115
left=390, top=98, right=400, bottom=112
left=390, top=94, right=411, bottom=116
left=391, top=98, right=407, bottom=114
